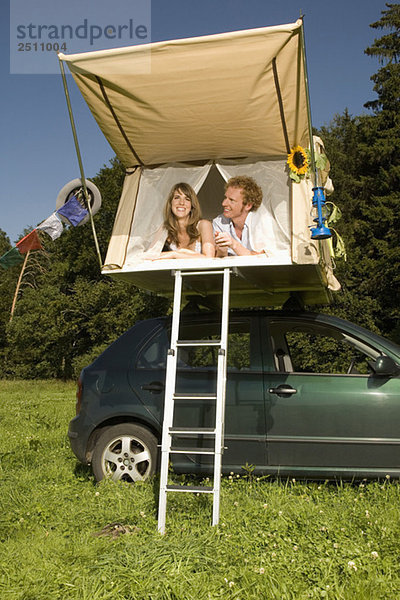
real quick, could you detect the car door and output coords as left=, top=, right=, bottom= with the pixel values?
left=173, top=315, right=267, bottom=473
left=262, top=316, right=400, bottom=474
left=132, top=314, right=266, bottom=473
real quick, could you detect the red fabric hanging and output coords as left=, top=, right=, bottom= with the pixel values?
left=16, top=229, right=43, bottom=253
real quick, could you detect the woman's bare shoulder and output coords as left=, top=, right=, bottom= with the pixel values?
left=198, top=219, right=213, bottom=231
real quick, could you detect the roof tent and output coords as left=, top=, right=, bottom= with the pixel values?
left=59, top=19, right=340, bottom=307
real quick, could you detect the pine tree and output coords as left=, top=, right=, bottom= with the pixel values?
left=360, top=3, right=400, bottom=338
left=319, top=3, right=400, bottom=342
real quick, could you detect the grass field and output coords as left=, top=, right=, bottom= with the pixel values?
left=1, top=380, right=400, bottom=599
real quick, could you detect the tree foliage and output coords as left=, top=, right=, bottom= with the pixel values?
left=318, top=2, right=400, bottom=343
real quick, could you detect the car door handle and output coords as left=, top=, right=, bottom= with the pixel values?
left=141, top=381, right=165, bottom=393
left=268, top=385, right=297, bottom=396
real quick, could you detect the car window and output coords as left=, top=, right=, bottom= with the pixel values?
left=269, top=320, right=380, bottom=375
left=136, top=319, right=253, bottom=371
left=179, top=320, right=252, bottom=371
left=136, top=327, right=169, bottom=369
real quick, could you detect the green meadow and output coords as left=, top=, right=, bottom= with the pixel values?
left=1, top=380, right=400, bottom=599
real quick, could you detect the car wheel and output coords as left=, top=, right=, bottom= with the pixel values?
left=56, top=178, right=102, bottom=226
left=91, top=423, right=158, bottom=483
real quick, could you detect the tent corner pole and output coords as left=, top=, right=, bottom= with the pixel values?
left=299, top=16, right=319, bottom=188
left=58, top=57, right=103, bottom=270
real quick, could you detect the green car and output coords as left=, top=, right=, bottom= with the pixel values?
left=68, top=310, right=400, bottom=482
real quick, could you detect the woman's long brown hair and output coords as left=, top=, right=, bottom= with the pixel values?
left=163, top=183, right=201, bottom=247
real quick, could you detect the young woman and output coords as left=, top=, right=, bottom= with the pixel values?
left=159, top=182, right=215, bottom=259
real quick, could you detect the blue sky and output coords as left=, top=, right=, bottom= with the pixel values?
left=1, top=0, right=383, bottom=245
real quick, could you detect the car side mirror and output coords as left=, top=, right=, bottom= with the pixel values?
left=371, top=355, right=400, bottom=377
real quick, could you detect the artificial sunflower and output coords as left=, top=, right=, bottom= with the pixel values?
left=287, top=145, right=309, bottom=182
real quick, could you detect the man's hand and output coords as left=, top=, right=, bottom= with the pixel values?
left=214, top=231, right=253, bottom=256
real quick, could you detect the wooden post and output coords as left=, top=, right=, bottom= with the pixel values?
left=9, top=251, right=30, bottom=322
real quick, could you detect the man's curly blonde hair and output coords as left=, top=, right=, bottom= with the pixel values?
left=225, top=176, right=263, bottom=211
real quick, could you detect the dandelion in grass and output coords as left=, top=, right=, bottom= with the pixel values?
left=347, top=561, right=357, bottom=571
left=386, top=474, right=390, bottom=479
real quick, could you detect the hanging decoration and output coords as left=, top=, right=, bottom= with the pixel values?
left=0, top=178, right=102, bottom=270
left=37, top=213, right=64, bottom=240
left=287, top=145, right=309, bottom=182
left=0, top=247, right=25, bottom=270
left=57, top=194, right=88, bottom=226
left=310, top=187, right=332, bottom=240
left=0, top=230, right=43, bottom=270
left=16, top=229, right=43, bottom=253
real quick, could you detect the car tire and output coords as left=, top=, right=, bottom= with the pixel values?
left=56, top=178, right=102, bottom=226
left=91, top=423, right=158, bottom=483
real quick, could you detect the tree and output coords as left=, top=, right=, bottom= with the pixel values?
left=318, top=3, right=400, bottom=343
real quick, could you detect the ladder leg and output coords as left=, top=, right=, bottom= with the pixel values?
left=158, top=271, right=182, bottom=533
left=212, top=267, right=231, bottom=526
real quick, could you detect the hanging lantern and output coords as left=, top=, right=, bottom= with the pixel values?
left=310, top=187, right=332, bottom=240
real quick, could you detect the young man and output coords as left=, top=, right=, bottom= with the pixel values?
left=213, top=175, right=263, bottom=256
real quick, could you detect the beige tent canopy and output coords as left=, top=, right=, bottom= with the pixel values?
left=59, top=20, right=340, bottom=307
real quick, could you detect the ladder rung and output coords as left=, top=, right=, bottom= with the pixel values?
left=173, top=393, right=217, bottom=401
left=170, top=447, right=215, bottom=455
left=166, top=485, right=213, bottom=493
left=176, top=339, right=221, bottom=347
left=180, top=270, right=227, bottom=277
left=169, top=427, right=215, bottom=435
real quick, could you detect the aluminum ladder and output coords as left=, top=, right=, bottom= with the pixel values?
left=157, top=267, right=231, bottom=534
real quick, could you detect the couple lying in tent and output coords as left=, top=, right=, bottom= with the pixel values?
left=157, top=175, right=264, bottom=260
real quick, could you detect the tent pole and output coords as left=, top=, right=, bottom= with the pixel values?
left=299, top=16, right=319, bottom=187
left=10, top=251, right=30, bottom=322
left=58, top=57, right=103, bottom=270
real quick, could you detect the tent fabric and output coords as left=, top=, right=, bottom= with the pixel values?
left=103, top=168, right=141, bottom=269
left=59, top=20, right=308, bottom=167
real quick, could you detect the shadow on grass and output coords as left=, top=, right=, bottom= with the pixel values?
left=73, top=461, right=94, bottom=483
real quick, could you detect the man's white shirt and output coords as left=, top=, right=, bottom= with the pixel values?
left=212, top=212, right=254, bottom=255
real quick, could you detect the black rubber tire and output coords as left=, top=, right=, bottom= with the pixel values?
left=56, top=178, right=102, bottom=226
left=91, top=423, right=158, bottom=483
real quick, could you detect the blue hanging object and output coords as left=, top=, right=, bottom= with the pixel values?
left=310, top=187, right=332, bottom=240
